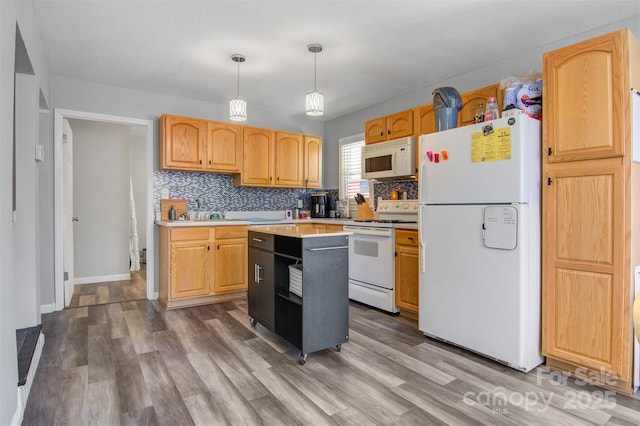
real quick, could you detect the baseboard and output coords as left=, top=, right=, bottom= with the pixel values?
left=75, top=273, right=130, bottom=285
left=13, top=332, right=45, bottom=426
left=40, top=303, right=55, bottom=314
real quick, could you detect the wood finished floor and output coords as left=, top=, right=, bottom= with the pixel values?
left=23, top=299, right=640, bottom=425
left=67, top=265, right=147, bottom=308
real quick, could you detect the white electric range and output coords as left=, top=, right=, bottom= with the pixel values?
left=343, top=200, right=418, bottom=313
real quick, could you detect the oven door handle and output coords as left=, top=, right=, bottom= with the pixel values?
left=306, top=246, right=349, bottom=252
left=344, top=227, right=393, bottom=237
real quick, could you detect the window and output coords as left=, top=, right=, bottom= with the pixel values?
left=339, top=134, right=369, bottom=201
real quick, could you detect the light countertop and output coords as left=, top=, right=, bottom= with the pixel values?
left=155, top=218, right=417, bottom=230
left=249, top=224, right=352, bottom=238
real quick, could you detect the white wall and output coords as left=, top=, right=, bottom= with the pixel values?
left=69, top=119, right=131, bottom=281
left=131, top=130, right=147, bottom=252
left=13, top=73, right=40, bottom=329
left=0, top=1, right=50, bottom=424
left=322, top=17, right=640, bottom=189
left=38, top=108, right=54, bottom=309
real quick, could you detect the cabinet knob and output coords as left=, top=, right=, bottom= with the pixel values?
left=380, top=131, right=384, bottom=136
left=199, top=160, right=202, bottom=164
left=209, top=160, right=212, bottom=164
left=387, top=129, right=391, bottom=135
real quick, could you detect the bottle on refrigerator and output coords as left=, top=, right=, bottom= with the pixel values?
left=473, top=103, right=485, bottom=123
left=484, top=97, right=500, bottom=121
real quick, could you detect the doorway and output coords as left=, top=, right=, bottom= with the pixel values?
left=53, top=110, right=154, bottom=310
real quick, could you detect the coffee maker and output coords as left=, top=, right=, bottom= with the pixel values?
left=311, top=192, right=330, bottom=218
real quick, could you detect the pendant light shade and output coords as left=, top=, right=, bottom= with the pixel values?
left=230, top=54, right=247, bottom=122
left=306, top=44, right=324, bottom=116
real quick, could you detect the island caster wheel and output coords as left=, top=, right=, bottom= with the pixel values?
left=299, top=353, right=308, bottom=365
left=336, top=344, right=342, bottom=352
left=249, top=318, right=257, bottom=327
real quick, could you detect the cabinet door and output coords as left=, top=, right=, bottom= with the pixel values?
left=395, top=230, right=419, bottom=314
left=414, top=104, right=436, bottom=173
left=248, top=247, right=275, bottom=331
left=214, top=238, right=248, bottom=293
left=275, top=132, right=304, bottom=187
left=303, top=135, right=322, bottom=188
left=206, top=121, right=242, bottom=172
left=160, top=114, right=206, bottom=170
left=542, top=159, right=629, bottom=381
left=543, top=30, right=627, bottom=162
left=170, top=241, right=210, bottom=299
left=242, top=126, right=275, bottom=185
left=459, top=84, right=500, bottom=127
left=386, top=109, right=414, bottom=139
left=365, top=117, right=386, bottom=144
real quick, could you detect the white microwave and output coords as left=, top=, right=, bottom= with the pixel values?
left=361, top=136, right=416, bottom=180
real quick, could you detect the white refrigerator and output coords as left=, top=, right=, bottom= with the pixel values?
left=418, top=115, right=544, bottom=372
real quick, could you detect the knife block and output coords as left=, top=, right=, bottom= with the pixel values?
left=357, top=202, right=374, bottom=220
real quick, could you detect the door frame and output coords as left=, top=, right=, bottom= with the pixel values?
left=54, top=109, right=155, bottom=310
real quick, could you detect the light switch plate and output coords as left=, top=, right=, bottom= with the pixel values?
left=35, top=145, right=44, bottom=162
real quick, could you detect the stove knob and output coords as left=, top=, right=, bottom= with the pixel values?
left=403, top=204, right=409, bottom=209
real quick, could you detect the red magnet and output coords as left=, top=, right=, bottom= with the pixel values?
left=434, top=152, right=440, bottom=163
left=442, top=150, right=449, bottom=160
left=426, top=151, right=433, bottom=162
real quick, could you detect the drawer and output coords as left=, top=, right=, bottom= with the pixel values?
left=170, top=227, right=212, bottom=242
left=216, top=225, right=248, bottom=239
left=248, top=232, right=274, bottom=251
left=395, top=229, right=418, bottom=246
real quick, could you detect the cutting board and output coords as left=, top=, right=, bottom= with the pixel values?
left=160, top=199, right=188, bottom=220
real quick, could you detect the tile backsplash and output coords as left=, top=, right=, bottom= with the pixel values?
left=372, top=179, right=418, bottom=207
left=153, top=171, right=416, bottom=214
left=154, top=171, right=337, bottom=213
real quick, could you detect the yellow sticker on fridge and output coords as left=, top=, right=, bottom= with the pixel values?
left=471, top=127, right=512, bottom=163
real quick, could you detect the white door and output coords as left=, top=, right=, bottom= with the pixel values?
left=346, top=226, right=394, bottom=289
left=63, top=119, right=74, bottom=306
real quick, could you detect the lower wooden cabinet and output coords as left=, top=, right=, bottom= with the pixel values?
left=159, top=225, right=248, bottom=309
left=395, top=229, right=419, bottom=319
left=214, top=226, right=248, bottom=293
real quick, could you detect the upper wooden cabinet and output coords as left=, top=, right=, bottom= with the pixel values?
left=160, top=114, right=242, bottom=173
left=303, top=135, right=322, bottom=188
left=206, top=121, right=242, bottom=172
left=160, top=114, right=207, bottom=170
left=458, top=84, right=501, bottom=127
left=237, top=126, right=276, bottom=186
left=544, top=30, right=629, bottom=162
left=541, top=28, right=639, bottom=394
left=275, top=131, right=304, bottom=187
left=365, top=109, right=414, bottom=144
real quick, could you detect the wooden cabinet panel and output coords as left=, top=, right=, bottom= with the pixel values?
left=395, top=229, right=419, bottom=316
left=459, top=84, right=500, bottom=127
left=387, top=110, right=414, bottom=139
left=365, top=110, right=413, bottom=144
left=365, top=117, right=386, bottom=144
left=304, top=135, right=322, bottom=188
left=275, top=132, right=304, bottom=187
left=206, top=121, right=242, bottom=172
left=241, top=126, right=275, bottom=185
left=544, top=31, right=627, bottom=162
left=214, top=237, right=248, bottom=293
left=160, top=114, right=206, bottom=170
left=170, top=241, right=210, bottom=299
left=543, top=159, right=628, bottom=380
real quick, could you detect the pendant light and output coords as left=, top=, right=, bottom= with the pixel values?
left=229, top=54, right=247, bottom=122
left=305, top=43, right=324, bottom=116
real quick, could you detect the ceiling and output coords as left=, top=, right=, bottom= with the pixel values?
left=31, top=0, right=638, bottom=121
